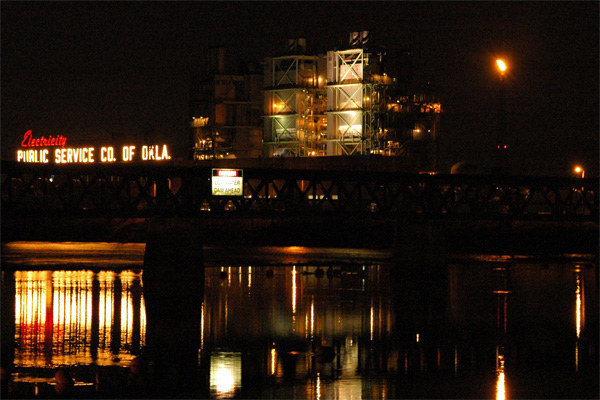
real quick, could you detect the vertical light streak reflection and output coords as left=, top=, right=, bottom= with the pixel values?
left=120, top=272, right=136, bottom=348
left=98, top=271, right=114, bottom=350
left=140, top=296, right=146, bottom=349
left=86, top=281, right=93, bottom=338
left=201, top=301, right=205, bottom=350
left=310, top=297, right=315, bottom=338
left=370, top=301, right=374, bottom=341
left=292, top=266, right=297, bottom=315
left=44, top=272, right=53, bottom=364
left=575, top=269, right=583, bottom=339
left=496, top=346, right=507, bottom=400
left=54, top=281, right=63, bottom=345
left=55, top=274, right=66, bottom=352
left=225, top=295, right=229, bottom=335
left=574, top=267, right=584, bottom=372
left=14, top=269, right=146, bottom=366
left=496, top=370, right=506, bottom=400
left=270, top=347, right=277, bottom=375
left=121, top=283, right=130, bottom=346
left=575, top=342, right=579, bottom=372
left=454, top=345, right=458, bottom=376
left=305, top=312, right=309, bottom=339
left=316, top=373, right=321, bottom=400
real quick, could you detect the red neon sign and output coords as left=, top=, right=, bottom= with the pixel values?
left=21, top=130, right=67, bottom=148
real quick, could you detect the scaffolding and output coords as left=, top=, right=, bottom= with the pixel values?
left=263, top=51, right=327, bottom=157
left=190, top=47, right=263, bottom=160
left=325, top=48, right=391, bottom=155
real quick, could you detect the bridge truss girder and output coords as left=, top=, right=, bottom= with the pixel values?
left=2, top=163, right=598, bottom=222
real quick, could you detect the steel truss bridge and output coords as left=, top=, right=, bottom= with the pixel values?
left=1, top=161, right=597, bottom=221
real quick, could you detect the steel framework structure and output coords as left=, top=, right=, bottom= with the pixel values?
left=2, top=162, right=597, bottom=222
left=326, top=49, right=387, bottom=156
left=263, top=55, right=327, bottom=157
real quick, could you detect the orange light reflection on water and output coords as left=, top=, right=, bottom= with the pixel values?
left=496, top=370, right=506, bottom=400
left=210, top=352, right=241, bottom=398
left=14, top=270, right=145, bottom=367
left=292, top=266, right=297, bottom=315
left=495, top=347, right=507, bottom=400
left=574, top=267, right=584, bottom=372
left=575, top=269, right=584, bottom=339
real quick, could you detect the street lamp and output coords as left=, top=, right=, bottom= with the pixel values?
left=495, top=59, right=508, bottom=174
left=574, top=166, right=585, bottom=178
left=496, top=59, right=507, bottom=75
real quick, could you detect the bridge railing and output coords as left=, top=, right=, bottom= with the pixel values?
left=1, top=161, right=598, bottom=221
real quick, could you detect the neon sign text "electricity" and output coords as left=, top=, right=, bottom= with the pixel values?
left=21, top=130, right=67, bottom=148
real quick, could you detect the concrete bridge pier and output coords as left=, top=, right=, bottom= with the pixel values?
left=391, top=218, right=452, bottom=369
left=392, top=217, right=448, bottom=279
left=142, top=220, right=205, bottom=395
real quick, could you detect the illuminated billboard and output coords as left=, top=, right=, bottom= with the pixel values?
left=16, top=130, right=171, bottom=164
left=212, top=169, right=243, bottom=196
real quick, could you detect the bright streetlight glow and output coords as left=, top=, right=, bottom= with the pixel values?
left=496, top=59, right=507, bottom=73
left=574, top=166, right=584, bottom=178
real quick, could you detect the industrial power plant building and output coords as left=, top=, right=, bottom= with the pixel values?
left=189, top=32, right=441, bottom=171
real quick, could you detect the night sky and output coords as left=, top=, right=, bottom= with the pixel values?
left=2, top=1, right=598, bottom=176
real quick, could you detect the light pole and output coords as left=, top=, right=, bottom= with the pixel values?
left=495, top=59, right=508, bottom=174
left=574, top=166, right=585, bottom=178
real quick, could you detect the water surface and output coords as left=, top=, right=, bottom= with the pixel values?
left=1, top=242, right=597, bottom=398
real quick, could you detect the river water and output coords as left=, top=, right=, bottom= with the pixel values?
left=1, top=241, right=598, bottom=399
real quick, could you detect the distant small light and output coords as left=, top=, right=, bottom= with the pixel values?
left=496, top=59, right=507, bottom=72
